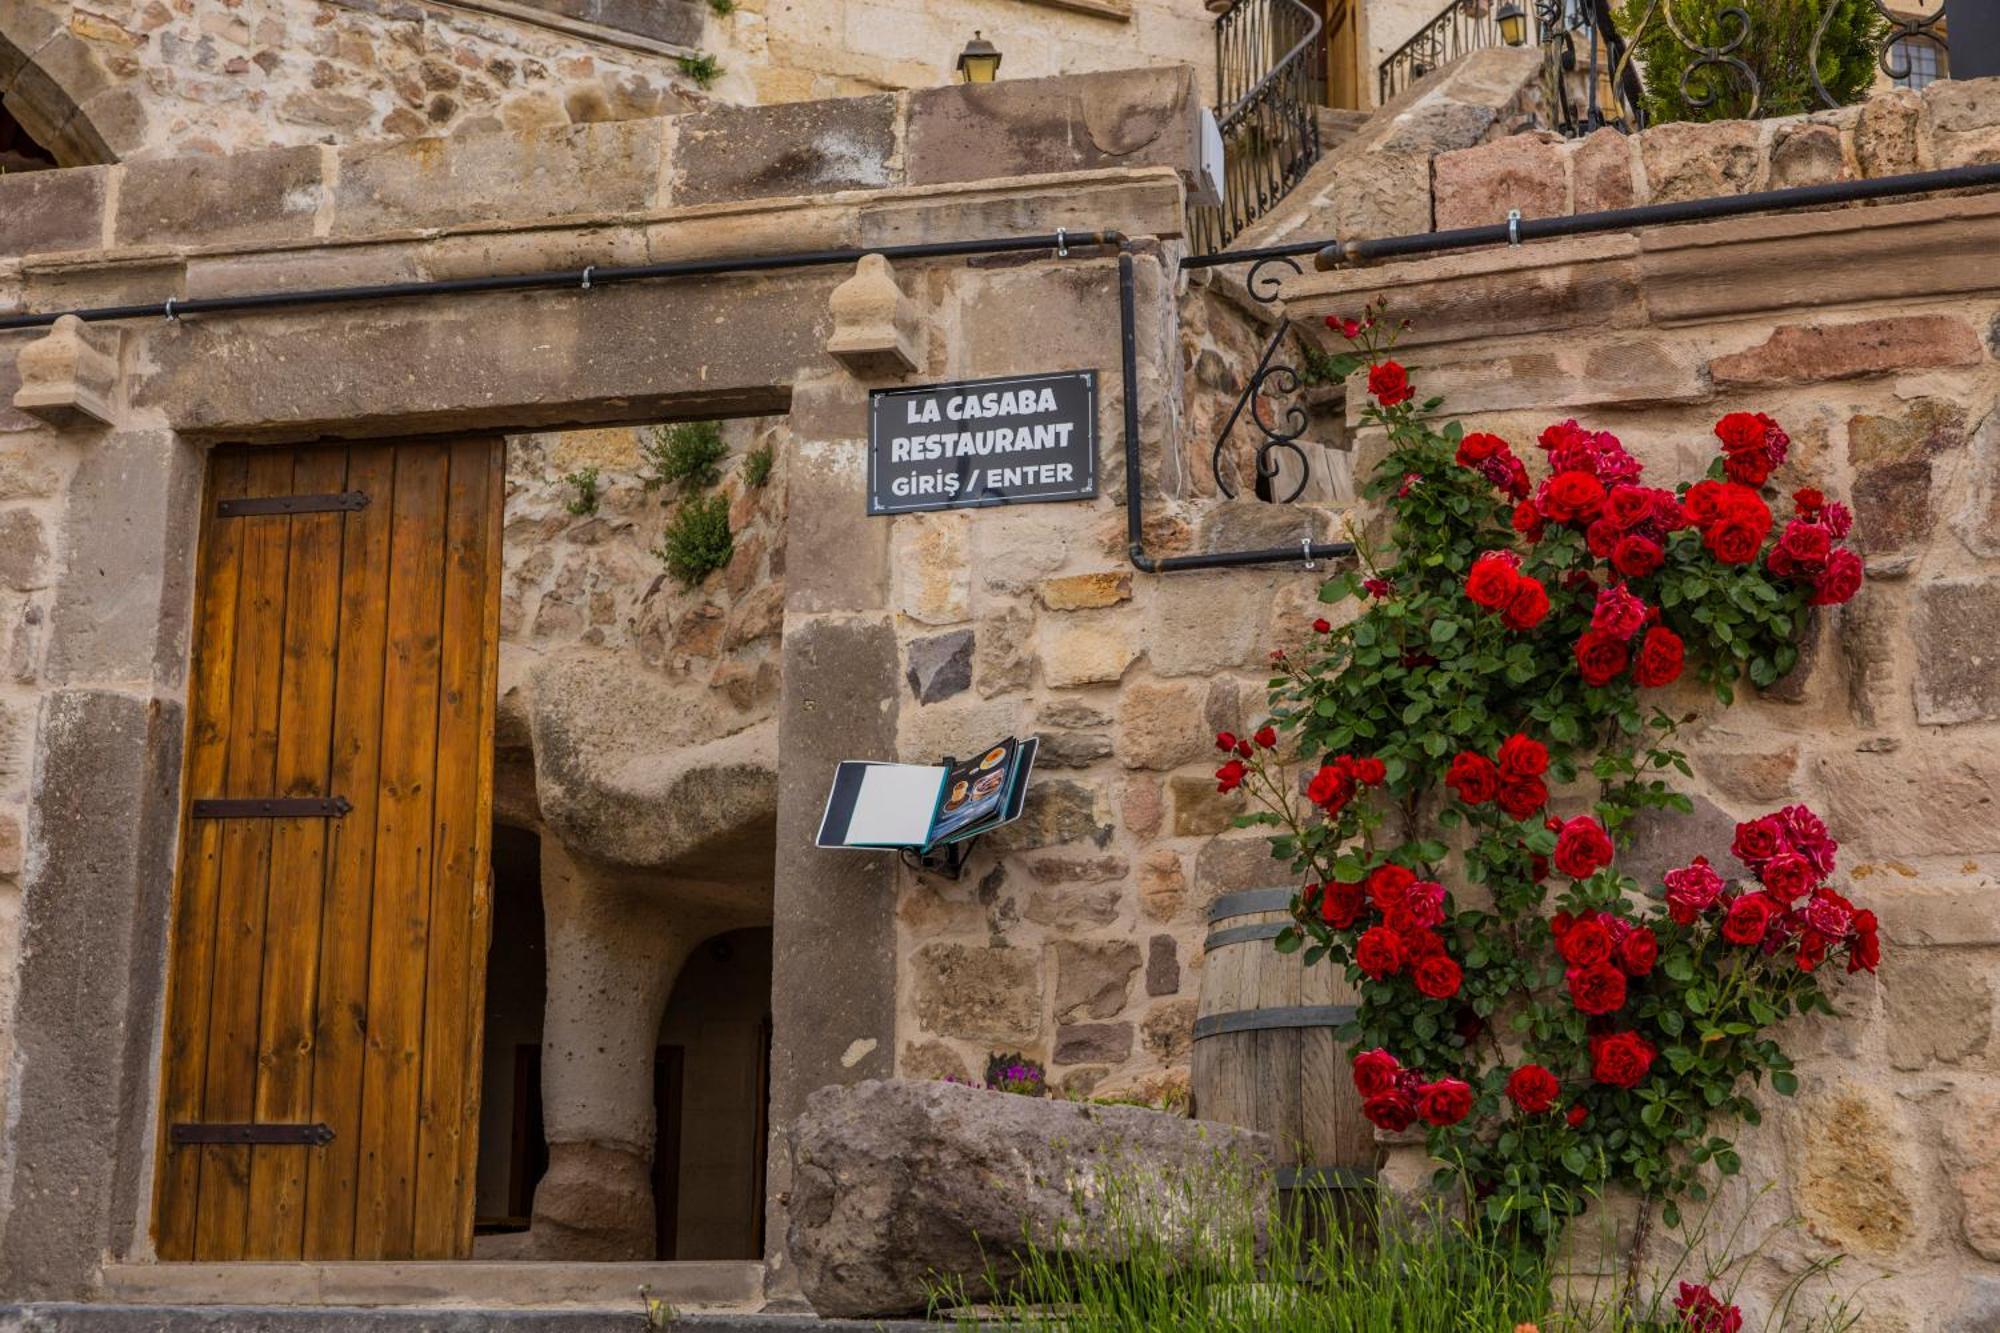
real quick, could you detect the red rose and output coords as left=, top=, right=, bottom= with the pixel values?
left=1313, top=617, right=1332, bottom=633
left=1585, top=518, right=1621, bottom=559
left=1505, top=1064, right=1561, bottom=1114
left=1541, top=471, right=1606, bottom=524
left=1501, top=577, right=1551, bottom=631
left=1730, top=815, right=1786, bottom=867
left=1496, top=773, right=1548, bottom=819
left=1362, top=1089, right=1418, bottom=1132
left=1554, top=816, right=1615, bottom=879
left=1351, top=1047, right=1401, bottom=1097
left=1713, top=411, right=1767, bottom=455
left=1847, top=910, right=1881, bottom=974
left=1457, top=431, right=1507, bottom=463
left=1496, top=734, right=1548, bottom=778
left=1512, top=500, right=1545, bottom=541
left=1306, top=764, right=1356, bottom=813
left=1567, top=961, right=1628, bottom=1015
left=1555, top=915, right=1613, bottom=967
left=1589, top=1030, right=1656, bottom=1088
left=1465, top=552, right=1520, bottom=609
left=1215, top=731, right=1237, bottom=752
left=1253, top=725, right=1278, bottom=749
left=1632, top=625, right=1684, bottom=688
left=1215, top=759, right=1247, bottom=793
left=1615, top=926, right=1659, bottom=976
left=1676, top=1281, right=1745, bottom=1333
left=1810, top=547, right=1863, bottom=606
left=1704, top=518, right=1765, bottom=565
left=1320, top=880, right=1366, bottom=929
left=1722, top=448, right=1774, bottom=487
left=1415, top=1077, right=1474, bottom=1127
left=1611, top=534, right=1664, bottom=578
left=1367, top=863, right=1417, bottom=911
left=1769, top=519, right=1831, bottom=576
left=1759, top=852, right=1816, bottom=904
left=1722, top=891, right=1776, bottom=946
left=1402, top=927, right=1445, bottom=960
left=1794, top=487, right=1826, bottom=515
left=1665, top=857, right=1725, bottom=924
left=1413, top=953, right=1462, bottom=1000
left=1347, top=756, right=1387, bottom=785
left=1445, top=752, right=1499, bottom=805
left=1574, top=630, right=1630, bottom=687
left=1355, top=925, right=1407, bottom=979
left=1566, top=1104, right=1589, bottom=1128
left=1367, top=359, right=1414, bottom=407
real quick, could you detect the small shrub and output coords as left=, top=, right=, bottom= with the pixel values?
left=562, top=465, right=601, bottom=516
left=742, top=442, right=774, bottom=489
left=1618, top=0, right=1887, bottom=124
left=656, top=491, right=733, bottom=589
left=982, top=1052, right=1048, bottom=1097
left=676, top=52, right=722, bottom=89
left=706, top=0, right=735, bottom=13
left=641, top=421, right=729, bottom=496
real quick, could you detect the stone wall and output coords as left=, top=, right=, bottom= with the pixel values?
left=1283, top=97, right=2000, bottom=1325
left=0, top=0, right=1219, bottom=164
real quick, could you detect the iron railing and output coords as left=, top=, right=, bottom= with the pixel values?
left=1190, top=0, right=1326, bottom=255
left=1380, top=0, right=1544, bottom=105
left=1537, top=0, right=1646, bottom=135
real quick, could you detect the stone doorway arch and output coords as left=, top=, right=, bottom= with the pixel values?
left=0, top=1, right=150, bottom=166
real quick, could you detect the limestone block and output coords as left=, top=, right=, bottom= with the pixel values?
left=1855, top=88, right=1922, bottom=178
left=1639, top=120, right=1762, bottom=204
left=1849, top=398, right=1968, bottom=468
left=1024, top=854, right=1128, bottom=885
left=975, top=604, right=1034, bottom=697
left=1146, top=571, right=1273, bottom=676
left=1882, top=948, right=1995, bottom=1071
left=787, top=1078, right=1269, bottom=1316
left=1035, top=729, right=1113, bottom=768
left=911, top=944, right=1042, bottom=1043
left=986, top=778, right=1112, bottom=852
left=1925, top=77, right=2000, bottom=169
left=1708, top=315, right=1983, bottom=387
left=900, top=1040, right=971, bottom=1084
left=1192, top=836, right=1283, bottom=907
left=1769, top=121, right=1848, bottom=189
left=1137, top=849, right=1187, bottom=923
left=1953, top=407, right=2000, bottom=559
left=1141, top=997, right=1196, bottom=1061
left=893, top=513, right=970, bottom=625
left=1795, top=1083, right=1917, bottom=1260
left=1040, top=621, right=1138, bottom=687
left=1617, top=793, right=1740, bottom=895
left=1908, top=579, right=2000, bottom=724
left=1694, top=746, right=1798, bottom=805
left=12, top=315, right=119, bottom=430
left=670, top=94, right=899, bottom=205
left=1024, top=882, right=1121, bottom=931
left=1053, top=940, right=1141, bottom=1022
left=1944, top=1085, right=2000, bottom=1261
left=1038, top=570, right=1132, bottom=611
left=1169, top=773, right=1244, bottom=837
left=825, top=254, right=922, bottom=379
left=0, top=510, right=51, bottom=593
left=1432, top=131, right=1567, bottom=230
left=1816, top=744, right=2000, bottom=860
left=1122, top=774, right=1165, bottom=840
left=1054, top=1021, right=1133, bottom=1064
left=904, top=66, right=1201, bottom=188
left=0, top=167, right=107, bottom=257
left=1114, top=678, right=1209, bottom=771
left=1563, top=126, right=1635, bottom=214
left=115, top=144, right=323, bottom=248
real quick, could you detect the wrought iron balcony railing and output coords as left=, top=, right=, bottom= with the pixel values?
left=1189, top=0, right=1327, bottom=255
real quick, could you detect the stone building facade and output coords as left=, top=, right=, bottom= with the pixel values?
left=2, top=0, right=2000, bottom=1329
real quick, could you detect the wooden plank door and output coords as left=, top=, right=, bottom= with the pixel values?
left=152, top=438, right=503, bottom=1262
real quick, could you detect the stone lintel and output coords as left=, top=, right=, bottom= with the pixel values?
left=12, top=315, right=120, bottom=430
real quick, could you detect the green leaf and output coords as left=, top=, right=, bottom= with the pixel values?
left=1772, top=1070, right=1799, bottom=1096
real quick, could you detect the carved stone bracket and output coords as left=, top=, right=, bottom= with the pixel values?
left=12, top=315, right=121, bottom=430
left=826, top=253, right=923, bottom=379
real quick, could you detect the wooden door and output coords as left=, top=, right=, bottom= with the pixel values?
left=1324, top=0, right=1362, bottom=110
left=152, top=438, right=503, bottom=1262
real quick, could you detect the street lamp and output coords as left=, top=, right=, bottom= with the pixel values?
left=956, top=31, right=1002, bottom=84
left=1497, top=2, right=1528, bottom=46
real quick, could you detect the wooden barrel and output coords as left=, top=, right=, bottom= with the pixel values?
left=1191, top=887, right=1379, bottom=1229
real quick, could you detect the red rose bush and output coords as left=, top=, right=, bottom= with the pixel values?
left=1221, top=305, right=1879, bottom=1247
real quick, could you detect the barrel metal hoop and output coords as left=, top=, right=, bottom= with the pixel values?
left=1203, top=922, right=1291, bottom=952
left=1192, top=1004, right=1355, bottom=1040
left=1205, top=886, right=1296, bottom=922
left=1277, top=1165, right=1378, bottom=1190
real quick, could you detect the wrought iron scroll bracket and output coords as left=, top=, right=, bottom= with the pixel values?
left=1210, top=254, right=1315, bottom=504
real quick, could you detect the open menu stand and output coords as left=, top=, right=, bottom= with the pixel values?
left=815, top=734, right=1038, bottom=883
left=906, top=756, right=978, bottom=880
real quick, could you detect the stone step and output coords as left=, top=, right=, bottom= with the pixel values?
left=93, top=1260, right=763, bottom=1313
left=0, top=1308, right=942, bottom=1333
left=1316, top=106, right=1372, bottom=153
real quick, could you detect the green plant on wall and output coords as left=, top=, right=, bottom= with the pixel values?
left=1617, top=0, right=1888, bottom=124
left=742, top=442, right=774, bottom=488
left=707, top=0, right=735, bottom=13
left=677, top=52, right=723, bottom=89
left=657, top=491, right=734, bottom=590
left=642, top=421, right=729, bottom=495
left=562, top=465, right=601, bottom=516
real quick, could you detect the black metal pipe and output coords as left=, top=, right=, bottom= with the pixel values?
left=1314, top=160, right=2000, bottom=270
left=0, top=231, right=1119, bottom=332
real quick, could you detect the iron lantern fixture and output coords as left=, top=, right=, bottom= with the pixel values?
left=956, top=30, right=1002, bottom=83
left=1497, top=2, right=1527, bottom=46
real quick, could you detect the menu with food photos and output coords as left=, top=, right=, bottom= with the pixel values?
left=816, top=735, right=1038, bottom=853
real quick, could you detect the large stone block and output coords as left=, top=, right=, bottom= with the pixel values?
left=1855, top=87, right=1921, bottom=177
left=1768, top=121, right=1848, bottom=189
left=1816, top=745, right=2000, bottom=859
left=1145, top=571, right=1272, bottom=676
left=1943, top=1085, right=2000, bottom=1261
left=526, top=0, right=705, bottom=46
left=1709, top=315, right=1984, bottom=387
left=912, top=943, right=1042, bottom=1043
left=1850, top=459, right=1932, bottom=556
left=1053, top=939, right=1141, bottom=1022
left=1570, top=126, right=1637, bottom=213
left=115, top=144, right=324, bottom=248
left=1639, top=120, right=1761, bottom=203
left=1882, top=948, right=1994, bottom=1071
left=1114, top=678, right=1208, bottom=771
left=1040, top=621, right=1138, bottom=687
left=1432, top=132, right=1568, bottom=231
left=1913, top=578, right=2000, bottom=724
left=0, top=167, right=106, bottom=257
left=334, top=119, right=664, bottom=235
left=905, top=66, right=1200, bottom=188
left=1923, top=76, right=2000, bottom=170
left=671, top=94, right=900, bottom=205
left=787, top=1078, right=1270, bottom=1317
left=1795, top=1083, right=1916, bottom=1261
left=987, top=778, right=1113, bottom=852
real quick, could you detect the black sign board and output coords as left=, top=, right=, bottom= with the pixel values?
left=867, top=371, right=1098, bottom=515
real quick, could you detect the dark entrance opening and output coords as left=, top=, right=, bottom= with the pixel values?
left=0, top=102, right=59, bottom=172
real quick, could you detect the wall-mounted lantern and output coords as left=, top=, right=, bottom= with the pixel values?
left=955, top=31, right=1002, bottom=84
left=1497, top=2, right=1528, bottom=47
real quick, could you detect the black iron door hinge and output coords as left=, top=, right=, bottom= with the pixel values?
left=191, top=796, right=353, bottom=819
left=170, top=1122, right=335, bottom=1147
left=215, top=492, right=370, bottom=518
